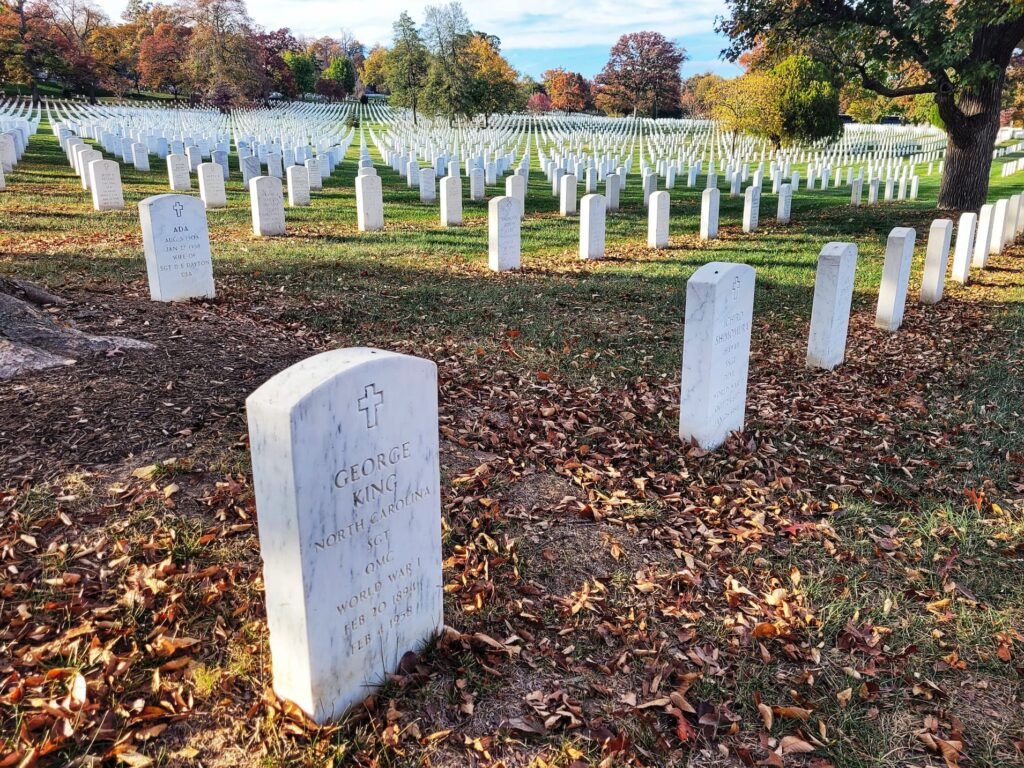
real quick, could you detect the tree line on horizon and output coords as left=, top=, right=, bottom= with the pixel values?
left=3, top=0, right=1024, bottom=209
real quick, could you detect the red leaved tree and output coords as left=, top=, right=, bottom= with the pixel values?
left=543, top=67, right=592, bottom=112
left=594, top=31, right=686, bottom=118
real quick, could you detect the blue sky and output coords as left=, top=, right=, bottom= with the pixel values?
left=505, top=38, right=739, bottom=81
left=97, top=0, right=741, bottom=80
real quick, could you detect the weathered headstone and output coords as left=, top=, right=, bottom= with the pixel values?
left=579, top=193, right=606, bottom=260
left=488, top=196, right=520, bottom=272
left=700, top=188, right=719, bottom=240
left=356, top=173, right=384, bottom=232
left=286, top=165, right=311, bottom=207
left=875, top=227, right=916, bottom=331
left=89, top=159, right=124, bottom=211
left=679, top=262, right=756, bottom=450
left=919, top=219, right=953, bottom=304
left=139, top=194, right=215, bottom=302
left=250, top=176, right=286, bottom=237
left=246, top=347, right=443, bottom=724
left=197, top=162, right=227, bottom=209
left=950, top=212, right=977, bottom=284
left=648, top=190, right=670, bottom=248
left=806, top=242, right=858, bottom=370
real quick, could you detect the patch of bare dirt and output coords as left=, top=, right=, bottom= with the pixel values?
left=0, top=288, right=314, bottom=484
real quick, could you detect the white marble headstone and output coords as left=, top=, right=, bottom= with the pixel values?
left=875, top=227, right=916, bottom=331
left=139, top=194, right=215, bottom=302
left=250, top=176, right=286, bottom=237
left=559, top=173, right=577, bottom=216
left=420, top=168, right=437, bottom=204
left=167, top=154, right=191, bottom=191
left=89, top=159, right=124, bottom=211
left=973, top=204, right=994, bottom=268
left=286, top=165, right=311, bottom=207
left=950, top=212, right=977, bottom=285
left=488, top=195, right=520, bottom=272
left=579, top=193, right=606, bottom=260
left=648, top=190, right=669, bottom=248
left=440, top=176, right=462, bottom=226
left=247, top=347, right=443, bottom=724
left=679, top=262, right=756, bottom=450
left=356, top=173, right=384, bottom=232
left=197, top=162, right=226, bottom=209
left=700, top=188, right=720, bottom=240
left=806, top=242, right=857, bottom=370
left=919, top=219, right=953, bottom=304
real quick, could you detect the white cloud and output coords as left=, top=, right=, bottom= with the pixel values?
left=96, top=0, right=727, bottom=52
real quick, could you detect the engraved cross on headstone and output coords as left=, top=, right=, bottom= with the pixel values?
left=357, top=384, right=384, bottom=429
left=173, top=201, right=184, bottom=217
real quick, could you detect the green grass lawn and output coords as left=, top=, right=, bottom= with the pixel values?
left=0, top=120, right=1022, bottom=767
left=5, top=120, right=1022, bottom=378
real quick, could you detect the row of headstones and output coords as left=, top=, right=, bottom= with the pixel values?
left=0, top=121, right=33, bottom=190
left=528, top=123, right=937, bottom=196
left=59, top=132, right=127, bottom=211
left=62, top=122, right=1022, bottom=285
left=483, top=181, right=789, bottom=269
left=239, top=195, right=1017, bottom=725
left=542, top=150, right=929, bottom=207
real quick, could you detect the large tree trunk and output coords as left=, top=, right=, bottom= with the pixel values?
left=0, top=278, right=151, bottom=380
left=936, top=74, right=1004, bottom=211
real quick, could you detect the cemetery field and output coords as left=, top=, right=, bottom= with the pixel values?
left=2, top=122, right=1024, bottom=768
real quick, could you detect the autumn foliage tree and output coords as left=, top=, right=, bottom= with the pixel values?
left=41, top=0, right=110, bottom=103
left=719, top=0, right=1024, bottom=209
left=542, top=68, right=591, bottom=112
left=0, top=0, right=58, bottom=103
left=679, top=72, right=724, bottom=118
left=467, top=33, right=520, bottom=125
left=527, top=91, right=552, bottom=112
left=316, top=56, right=355, bottom=101
left=246, top=28, right=297, bottom=100
left=594, top=31, right=686, bottom=118
left=360, top=44, right=389, bottom=92
left=711, top=72, right=780, bottom=151
left=138, top=21, right=191, bottom=97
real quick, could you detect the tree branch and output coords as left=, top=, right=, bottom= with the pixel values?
left=853, top=62, right=937, bottom=98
